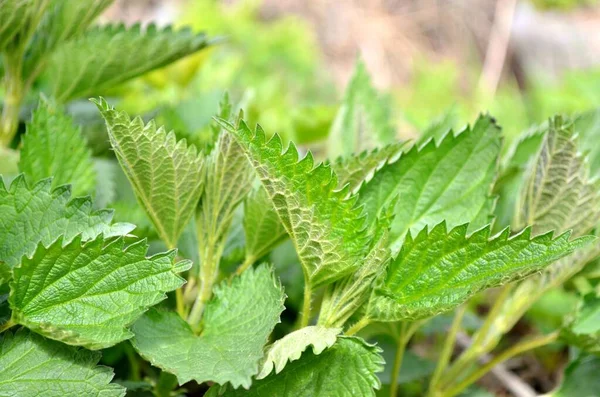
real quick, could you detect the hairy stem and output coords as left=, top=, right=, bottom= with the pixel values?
left=345, top=316, right=372, bottom=336
left=188, top=244, right=219, bottom=328
left=443, top=331, right=559, bottom=397
left=428, top=305, right=466, bottom=396
left=389, top=323, right=408, bottom=397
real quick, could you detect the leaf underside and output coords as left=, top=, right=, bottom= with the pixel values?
left=130, top=265, right=285, bottom=389
left=0, top=328, right=125, bottom=396
left=368, top=222, right=593, bottom=321
left=10, top=236, right=190, bottom=349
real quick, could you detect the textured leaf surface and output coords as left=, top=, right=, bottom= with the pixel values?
left=131, top=265, right=285, bottom=388
left=19, top=101, right=96, bottom=196
left=0, top=328, right=125, bottom=396
left=331, top=143, right=404, bottom=193
left=48, top=24, right=211, bottom=101
left=0, top=175, right=134, bottom=268
left=327, top=60, right=396, bottom=158
left=95, top=99, right=204, bottom=248
left=10, top=236, right=190, bottom=349
left=359, top=115, right=500, bottom=251
left=519, top=117, right=600, bottom=236
left=215, top=337, right=383, bottom=397
left=257, top=326, right=341, bottom=379
left=367, top=222, right=593, bottom=321
left=243, top=185, right=287, bottom=262
left=219, top=119, right=369, bottom=287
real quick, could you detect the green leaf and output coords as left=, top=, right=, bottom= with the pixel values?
left=366, top=222, right=593, bottom=321
left=519, top=116, right=600, bottom=236
left=22, top=0, right=113, bottom=81
left=561, top=293, right=600, bottom=354
left=95, top=99, right=204, bottom=249
left=9, top=236, right=190, bottom=349
left=131, top=265, right=285, bottom=388
left=331, top=143, right=404, bottom=193
left=48, top=24, right=211, bottom=101
left=213, top=337, right=384, bottom=397
left=553, top=355, right=600, bottom=397
left=0, top=328, right=125, bottom=396
left=218, top=120, right=370, bottom=287
left=243, top=185, right=287, bottom=263
left=359, top=115, right=500, bottom=251
left=19, top=100, right=96, bottom=197
left=0, top=175, right=134, bottom=268
left=327, top=60, right=396, bottom=158
left=257, top=326, right=341, bottom=379
left=0, top=0, right=48, bottom=53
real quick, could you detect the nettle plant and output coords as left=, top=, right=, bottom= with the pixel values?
left=0, top=4, right=599, bottom=397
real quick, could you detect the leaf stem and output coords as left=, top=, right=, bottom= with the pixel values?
left=299, top=275, right=312, bottom=328
left=0, top=54, right=24, bottom=147
left=175, top=288, right=185, bottom=318
left=442, top=331, right=558, bottom=397
left=0, top=319, right=15, bottom=333
left=235, top=255, right=255, bottom=276
left=428, top=305, right=466, bottom=396
left=345, top=316, right=371, bottom=336
left=389, top=322, right=408, bottom=397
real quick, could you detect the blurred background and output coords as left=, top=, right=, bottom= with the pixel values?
left=97, top=0, right=600, bottom=149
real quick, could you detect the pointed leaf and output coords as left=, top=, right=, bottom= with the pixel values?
left=0, top=328, right=125, bottom=396
left=359, top=115, right=500, bottom=251
left=257, top=326, right=341, bottom=379
left=131, top=265, right=285, bottom=389
left=19, top=100, right=96, bottom=196
left=48, top=24, right=211, bottom=101
left=0, top=175, right=134, bottom=268
left=219, top=120, right=370, bottom=287
left=327, top=60, right=396, bottom=158
left=10, top=236, right=190, bottom=349
left=367, top=222, right=593, bottom=321
left=95, top=99, right=204, bottom=248
left=214, top=337, right=384, bottom=397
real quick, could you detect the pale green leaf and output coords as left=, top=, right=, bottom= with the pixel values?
left=243, top=185, right=287, bottom=263
left=257, top=326, right=341, bottom=379
left=0, top=147, right=19, bottom=176
left=0, top=175, right=134, bottom=268
left=95, top=99, right=204, bottom=249
left=48, top=24, right=211, bottom=101
left=519, top=116, right=600, bottom=236
left=131, top=265, right=285, bottom=388
left=367, top=222, right=593, bottom=321
left=561, top=293, right=600, bottom=354
left=19, top=100, right=96, bottom=196
left=327, top=60, right=396, bottom=158
left=331, top=143, right=404, bottom=193
left=0, top=0, right=49, bottom=52
left=359, top=115, right=500, bottom=251
left=218, top=119, right=370, bottom=287
left=553, top=355, right=600, bottom=397
left=213, top=337, right=384, bottom=397
left=10, top=236, right=190, bottom=349
left=0, top=328, right=125, bottom=396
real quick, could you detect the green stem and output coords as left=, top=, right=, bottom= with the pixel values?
left=235, top=255, right=255, bottom=276
left=0, top=319, right=15, bottom=333
left=125, top=344, right=141, bottom=381
left=428, top=305, right=466, bottom=396
left=389, top=323, right=408, bottom=397
left=299, top=276, right=312, bottom=328
left=443, top=331, right=559, bottom=397
left=345, top=316, right=371, bottom=336
left=188, top=244, right=219, bottom=328
left=0, top=55, right=24, bottom=147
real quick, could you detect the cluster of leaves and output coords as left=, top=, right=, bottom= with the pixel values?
left=1, top=2, right=600, bottom=396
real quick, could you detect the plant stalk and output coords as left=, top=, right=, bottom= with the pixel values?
left=0, top=319, right=15, bottom=333
left=235, top=255, right=255, bottom=276
left=345, top=316, right=371, bottom=336
left=299, top=275, right=312, bottom=328
left=0, top=55, right=24, bottom=147
left=389, top=323, right=408, bottom=397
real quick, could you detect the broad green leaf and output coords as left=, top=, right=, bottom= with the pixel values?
left=331, top=143, right=404, bottom=193
left=366, top=222, right=593, bottom=321
left=561, top=293, right=600, bottom=354
left=19, top=100, right=96, bottom=196
left=257, top=326, right=341, bottom=379
left=574, top=108, right=600, bottom=176
left=48, top=24, right=211, bottom=101
left=218, top=120, right=370, bottom=287
left=213, top=337, right=384, bottom=397
left=519, top=116, right=600, bottom=236
left=10, top=236, right=190, bottom=349
left=95, top=99, right=204, bottom=249
left=359, top=115, right=500, bottom=251
left=553, top=355, right=600, bottom=397
left=0, top=0, right=49, bottom=52
left=0, top=328, right=125, bottom=396
left=327, top=60, right=396, bottom=158
left=22, top=0, right=113, bottom=81
left=131, top=265, right=285, bottom=389
left=0, top=175, right=134, bottom=268
left=243, top=185, right=287, bottom=263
